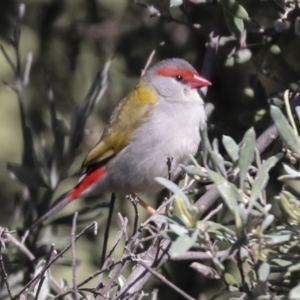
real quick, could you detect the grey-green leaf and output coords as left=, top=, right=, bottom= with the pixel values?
left=170, top=0, right=183, bottom=7
left=258, top=262, right=270, bottom=282
left=223, top=10, right=244, bottom=39
left=222, top=135, right=239, bottom=162
left=290, top=283, right=300, bottom=300
left=33, top=260, right=50, bottom=300
left=208, top=170, right=239, bottom=212
left=261, top=214, right=274, bottom=232
left=239, top=127, right=256, bottom=189
left=250, top=154, right=282, bottom=205
left=270, top=105, right=300, bottom=156
left=155, top=177, right=190, bottom=208
left=169, top=231, right=198, bottom=257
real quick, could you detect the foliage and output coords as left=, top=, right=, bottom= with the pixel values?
left=1, top=0, right=300, bottom=300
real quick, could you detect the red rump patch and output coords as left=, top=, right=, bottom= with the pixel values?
left=156, top=67, right=197, bottom=84
left=68, top=168, right=106, bottom=202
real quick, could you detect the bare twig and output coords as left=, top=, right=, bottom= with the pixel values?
left=33, top=276, right=46, bottom=300
left=101, top=193, right=116, bottom=267
left=22, top=52, right=33, bottom=86
left=136, top=260, right=196, bottom=300
left=0, top=230, right=15, bottom=299
left=0, top=227, right=35, bottom=261
left=171, top=250, right=228, bottom=261
left=141, top=42, right=165, bottom=76
left=128, top=195, right=139, bottom=236
left=203, top=203, right=223, bottom=221
left=116, top=239, right=171, bottom=299
left=165, top=155, right=174, bottom=215
left=14, top=222, right=97, bottom=299
left=71, top=212, right=79, bottom=300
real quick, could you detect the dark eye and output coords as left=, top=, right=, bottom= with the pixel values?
left=175, top=75, right=183, bottom=82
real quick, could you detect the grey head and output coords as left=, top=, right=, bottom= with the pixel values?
left=141, top=58, right=211, bottom=102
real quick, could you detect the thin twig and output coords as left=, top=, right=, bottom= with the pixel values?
left=101, top=193, right=116, bottom=267
left=14, top=222, right=97, bottom=299
left=0, top=45, right=16, bottom=73
left=141, top=42, right=165, bottom=77
left=0, top=227, right=35, bottom=261
left=0, top=230, right=15, bottom=299
left=22, top=52, right=33, bottom=87
left=129, top=195, right=139, bottom=236
left=136, top=260, right=196, bottom=300
left=203, top=203, right=223, bottom=221
left=165, top=155, right=174, bottom=215
left=71, top=212, right=79, bottom=300
left=33, top=276, right=46, bottom=300
left=171, top=250, right=228, bottom=261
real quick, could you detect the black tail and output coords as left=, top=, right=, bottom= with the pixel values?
left=28, top=191, right=71, bottom=231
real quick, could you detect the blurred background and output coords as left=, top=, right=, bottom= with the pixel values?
left=0, top=0, right=299, bottom=298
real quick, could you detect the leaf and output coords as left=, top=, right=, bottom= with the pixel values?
left=278, top=163, right=300, bottom=180
left=68, top=59, right=111, bottom=156
left=190, top=262, right=220, bottom=279
left=235, top=48, right=252, bottom=64
left=220, top=0, right=249, bottom=20
left=208, top=171, right=244, bottom=235
left=169, top=223, right=188, bottom=236
left=222, top=135, right=239, bottom=162
left=33, top=260, right=50, bottom=300
left=208, top=171, right=239, bottom=212
left=249, top=153, right=283, bottom=205
left=258, top=262, right=270, bottom=282
left=155, top=177, right=190, bottom=208
left=224, top=273, right=240, bottom=287
left=223, top=10, right=244, bottom=39
left=7, top=162, right=49, bottom=188
left=180, top=165, right=208, bottom=182
left=290, top=283, right=300, bottom=300
left=152, top=214, right=187, bottom=227
left=170, top=0, right=183, bottom=6
left=239, top=127, right=255, bottom=189
left=270, top=105, right=300, bottom=156
left=261, top=215, right=274, bottom=232
left=209, top=149, right=227, bottom=177
left=169, top=231, right=198, bottom=257
left=264, top=233, right=291, bottom=245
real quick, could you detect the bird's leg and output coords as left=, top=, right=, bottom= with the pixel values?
left=130, top=194, right=166, bottom=215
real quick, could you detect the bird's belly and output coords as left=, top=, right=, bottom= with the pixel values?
left=98, top=101, right=204, bottom=194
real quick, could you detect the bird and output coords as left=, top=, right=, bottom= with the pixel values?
left=30, top=58, right=211, bottom=229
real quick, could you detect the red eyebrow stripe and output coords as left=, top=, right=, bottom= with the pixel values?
left=155, top=67, right=197, bottom=83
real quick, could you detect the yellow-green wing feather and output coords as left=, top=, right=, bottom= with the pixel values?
left=82, top=82, right=158, bottom=167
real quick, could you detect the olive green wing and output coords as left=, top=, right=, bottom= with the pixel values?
left=82, top=83, right=158, bottom=168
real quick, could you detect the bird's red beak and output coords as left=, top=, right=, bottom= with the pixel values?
left=190, top=73, right=212, bottom=89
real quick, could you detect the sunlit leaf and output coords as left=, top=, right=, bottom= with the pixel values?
left=33, top=260, right=50, bottom=300
left=220, top=0, right=249, bottom=20
left=223, top=10, right=244, bottom=38
left=156, top=177, right=190, bottom=207
left=170, top=0, right=183, bottom=7
left=222, top=135, right=239, bottom=162
left=249, top=153, right=282, bottom=205
left=239, top=127, right=255, bottom=189
left=258, top=262, right=270, bottom=282
left=290, top=282, right=300, bottom=300
left=169, top=231, right=198, bottom=257
left=270, top=105, right=300, bottom=156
